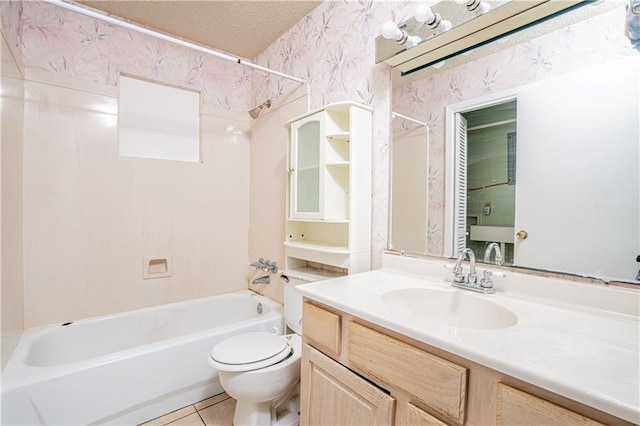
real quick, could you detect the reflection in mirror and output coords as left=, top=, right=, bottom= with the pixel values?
left=389, top=113, right=429, bottom=255
left=389, top=2, right=640, bottom=284
left=461, top=101, right=517, bottom=265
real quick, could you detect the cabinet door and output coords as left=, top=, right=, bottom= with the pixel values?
left=300, top=344, right=395, bottom=426
left=291, top=112, right=323, bottom=219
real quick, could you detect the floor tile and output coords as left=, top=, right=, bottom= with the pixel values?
left=166, top=412, right=205, bottom=426
left=194, top=392, right=231, bottom=411
left=140, top=405, right=196, bottom=426
left=198, top=398, right=236, bottom=426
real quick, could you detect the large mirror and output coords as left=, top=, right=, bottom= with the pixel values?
left=389, top=1, right=640, bottom=284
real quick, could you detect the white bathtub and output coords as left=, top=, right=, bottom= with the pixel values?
left=1, top=290, right=284, bottom=425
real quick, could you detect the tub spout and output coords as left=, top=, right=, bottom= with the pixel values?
left=252, top=274, right=271, bottom=285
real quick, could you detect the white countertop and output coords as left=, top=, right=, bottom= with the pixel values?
left=297, top=260, right=640, bottom=423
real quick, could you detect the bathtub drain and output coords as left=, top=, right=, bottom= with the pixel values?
left=257, top=303, right=264, bottom=315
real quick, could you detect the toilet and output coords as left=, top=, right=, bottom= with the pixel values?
left=207, top=274, right=307, bottom=426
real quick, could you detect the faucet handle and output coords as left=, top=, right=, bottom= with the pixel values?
left=480, top=270, right=493, bottom=289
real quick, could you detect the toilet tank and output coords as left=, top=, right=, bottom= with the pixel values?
left=282, top=268, right=345, bottom=335
left=282, top=276, right=306, bottom=335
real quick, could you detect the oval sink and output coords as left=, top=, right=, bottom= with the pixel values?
left=381, top=288, right=518, bottom=329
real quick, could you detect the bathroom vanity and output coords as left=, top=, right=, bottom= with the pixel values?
left=297, top=255, right=640, bottom=425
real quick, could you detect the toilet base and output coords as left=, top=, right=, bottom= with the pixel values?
left=233, top=384, right=299, bottom=426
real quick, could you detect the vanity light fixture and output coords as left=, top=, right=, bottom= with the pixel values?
left=455, top=0, right=491, bottom=16
left=382, top=21, right=422, bottom=48
left=415, top=4, right=452, bottom=34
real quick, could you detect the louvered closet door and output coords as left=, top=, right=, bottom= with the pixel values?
left=513, top=57, right=639, bottom=279
left=453, top=113, right=468, bottom=256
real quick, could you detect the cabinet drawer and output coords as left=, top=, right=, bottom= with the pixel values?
left=302, top=302, right=341, bottom=356
left=405, top=402, right=448, bottom=426
left=348, top=322, right=467, bottom=424
left=496, top=383, right=604, bottom=426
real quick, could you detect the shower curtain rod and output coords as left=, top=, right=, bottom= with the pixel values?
left=41, top=0, right=306, bottom=85
left=391, top=112, right=427, bottom=127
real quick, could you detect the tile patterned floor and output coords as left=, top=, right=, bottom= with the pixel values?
left=140, top=393, right=236, bottom=426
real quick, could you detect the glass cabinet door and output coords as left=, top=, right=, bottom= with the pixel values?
left=291, top=112, right=323, bottom=219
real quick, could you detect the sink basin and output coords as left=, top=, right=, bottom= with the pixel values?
left=381, top=288, right=518, bottom=329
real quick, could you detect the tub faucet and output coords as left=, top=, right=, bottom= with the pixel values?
left=250, top=258, right=277, bottom=285
left=249, top=258, right=278, bottom=274
left=483, top=243, right=504, bottom=266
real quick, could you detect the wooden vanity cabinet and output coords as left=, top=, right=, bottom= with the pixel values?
left=301, top=300, right=467, bottom=425
left=301, top=300, right=634, bottom=426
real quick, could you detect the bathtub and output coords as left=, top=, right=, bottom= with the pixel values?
left=1, top=290, right=284, bottom=425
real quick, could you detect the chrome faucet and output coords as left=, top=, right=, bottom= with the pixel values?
left=453, top=248, right=477, bottom=284
left=452, top=248, right=494, bottom=294
left=249, top=258, right=278, bottom=274
left=483, top=242, right=504, bottom=266
left=249, top=258, right=278, bottom=285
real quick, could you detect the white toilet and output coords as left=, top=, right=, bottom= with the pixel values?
left=207, top=275, right=306, bottom=426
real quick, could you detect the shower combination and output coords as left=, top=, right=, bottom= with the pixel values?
left=249, top=100, right=271, bottom=119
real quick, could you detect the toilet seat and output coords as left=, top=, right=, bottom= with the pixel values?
left=209, top=332, right=292, bottom=372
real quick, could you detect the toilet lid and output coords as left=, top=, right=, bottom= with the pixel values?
left=211, top=332, right=291, bottom=366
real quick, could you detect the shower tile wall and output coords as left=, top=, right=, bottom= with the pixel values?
left=21, top=75, right=251, bottom=327
left=1, top=0, right=257, bottom=327
left=248, top=86, right=309, bottom=305
left=1, top=33, right=25, bottom=369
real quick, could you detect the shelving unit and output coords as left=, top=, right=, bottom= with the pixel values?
left=284, top=102, right=372, bottom=273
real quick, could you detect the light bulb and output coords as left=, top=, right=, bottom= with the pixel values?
left=382, top=21, right=421, bottom=47
left=382, top=21, right=403, bottom=41
left=415, top=4, right=435, bottom=25
left=455, top=0, right=490, bottom=15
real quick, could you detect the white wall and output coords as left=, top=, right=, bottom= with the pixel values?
left=21, top=73, right=251, bottom=327
left=1, top=33, right=25, bottom=370
left=248, top=85, right=308, bottom=304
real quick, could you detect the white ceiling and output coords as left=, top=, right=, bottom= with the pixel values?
left=76, top=0, right=322, bottom=59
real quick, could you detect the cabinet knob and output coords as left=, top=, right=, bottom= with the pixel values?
left=516, top=230, right=528, bottom=240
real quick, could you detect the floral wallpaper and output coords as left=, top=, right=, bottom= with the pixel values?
left=1, top=0, right=252, bottom=111
left=2, top=0, right=637, bottom=269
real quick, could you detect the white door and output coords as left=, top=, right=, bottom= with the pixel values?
left=514, top=56, right=639, bottom=280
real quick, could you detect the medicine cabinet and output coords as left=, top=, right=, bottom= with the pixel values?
left=285, top=102, right=372, bottom=273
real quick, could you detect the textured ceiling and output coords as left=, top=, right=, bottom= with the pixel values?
left=77, top=0, right=322, bottom=59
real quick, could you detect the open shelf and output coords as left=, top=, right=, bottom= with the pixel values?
left=327, top=132, right=350, bottom=141
left=283, top=240, right=349, bottom=254
left=287, top=218, right=349, bottom=224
